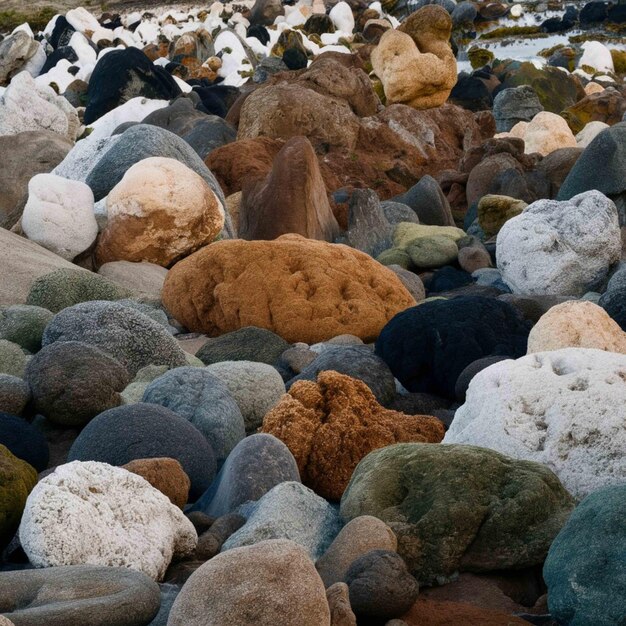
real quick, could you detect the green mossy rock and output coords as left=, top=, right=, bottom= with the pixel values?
left=406, top=235, right=459, bottom=269
left=0, top=305, right=54, bottom=352
left=376, top=248, right=412, bottom=269
left=0, top=340, right=28, bottom=378
left=468, top=47, right=495, bottom=69
left=477, top=194, right=527, bottom=237
left=392, top=223, right=465, bottom=249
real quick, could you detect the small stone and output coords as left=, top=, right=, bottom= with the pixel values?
left=123, top=457, right=191, bottom=509
left=326, top=583, right=357, bottom=626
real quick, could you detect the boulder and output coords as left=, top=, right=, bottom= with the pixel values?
left=0, top=413, right=49, bottom=473
left=477, top=194, right=526, bottom=237
left=263, top=371, right=444, bottom=500
left=96, top=157, right=224, bottom=268
left=340, top=443, right=575, bottom=583
left=444, top=348, right=626, bottom=499
left=517, top=111, right=577, bottom=156
left=562, top=88, right=626, bottom=135
left=392, top=176, right=454, bottom=226
left=123, top=457, right=190, bottom=509
left=0, top=375, right=30, bottom=415
left=0, top=340, right=27, bottom=378
left=19, top=461, right=197, bottom=580
left=492, top=85, right=543, bottom=133
left=162, top=235, right=416, bottom=343
left=0, top=31, right=41, bottom=86
left=98, top=261, right=168, bottom=302
left=325, top=583, right=356, bottom=626
left=401, top=598, right=532, bottom=625
left=576, top=120, right=609, bottom=148
left=341, top=189, right=393, bottom=257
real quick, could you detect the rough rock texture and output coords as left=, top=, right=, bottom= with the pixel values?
left=372, top=6, right=457, bottom=109
left=221, top=481, right=341, bottom=560
left=163, top=235, right=416, bottom=343
left=123, top=457, right=190, bottom=509
left=521, top=111, right=577, bottom=156
left=326, top=583, right=357, bottom=626
left=477, top=194, right=527, bottom=237
left=340, top=443, right=574, bottom=583
left=0, top=305, right=51, bottom=353
left=67, top=403, right=216, bottom=499
left=0, top=340, right=27, bottom=378
left=19, top=461, right=197, bottom=580
left=316, top=516, right=398, bottom=588
left=42, top=301, right=187, bottom=376
left=98, top=261, right=168, bottom=302
left=167, top=540, right=330, bottom=626
left=263, top=371, right=444, bottom=500
left=0, top=375, right=30, bottom=415
left=444, top=348, right=626, bottom=499
left=24, top=340, right=129, bottom=426
left=189, top=434, right=300, bottom=518
left=96, top=157, right=224, bottom=268
left=544, top=485, right=626, bottom=626
left=0, top=31, right=40, bottom=86
left=375, top=296, right=530, bottom=397
left=239, top=137, right=340, bottom=242
left=0, top=565, right=161, bottom=626
left=527, top=300, right=626, bottom=353
left=493, top=85, right=543, bottom=133
left=497, top=191, right=621, bottom=296
left=0, top=413, right=49, bottom=473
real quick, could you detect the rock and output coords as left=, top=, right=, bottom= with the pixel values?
left=96, top=157, right=224, bottom=268
left=162, top=235, right=416, bottom=344
left=205, top=361, right=285, bottom=433
left=444, top=348, right=626, bottom=499
left=407, top=235, right=458, bottom=269
left=392, top=176, right=454, bottom=227
left=326, top=583, right=357, bottom=626
left=222, top=482, right=341, bottom=560
left=316, top=516, right=397, bottom=588
left=519, top=112, right=577, bottom=156
left=0, top=131, right=73, bottom=230
left=576, top=120, right=609, bottom=148
left=24, top=340, right=129, bottom=427
left=401, top=598, right=531, bottom=625
left=0, top=31, right=40, bottom=86
left=67, top=403, right=216, bottom=499
left=97, top=261, right=167, bottom=302
left=42, top=300, right=187, bottom=376
left=0, top=375, right=30, bottom=415
left=0, top=340, right=27, bottom=378
left=239, top=137, right=340, bottom=242
left=167, top=540, right=330, bottom=626
left=54, top=134, right=121, bottom=184
left=497, top=191, right=621, bottom=296
left=346, top=550, right=419, bottom=620
left=457, top=239, right=492, bottom=273
left=26, top=269, right=130, bottom=313
left=19, top=461, right=197, bottom=580
left=194, top=512, right=246, bottom=561
left=372, top=6, right=457, bottom=109
left=341, top=189, right=392, bottom=257
left=249, top=0, right=284, bottom=26
left=142, top=367, right=245, bottom=466
left=263, top=371, right=444, bottom=500
left=388, top=266, right=426, bottom=302
left=0, top=565, right=161, bottom=626
left=375, top=296, right=530, bottom=397
left=544, top=484, right=626, bottom=626
left=21, top=174, right=98, bottom=261
left=84, top=47, right=181, bottom=124
left=340, top=443, right=575, bottom=583
left=536, top=146, right=583, bottom=198
left=190, top=434, right=300, bottom=518
left=0, top=444, right=37, bottom=551
left=477, top=194, right=527, bottom=237
left=563, top=89, right=626, bottom=136
left=454, top=355, right=510, bottom=403
left=123, top=458, right=190, bottom=509
left=0, top=412, right=49, bottom=472
left=527, top=300, right=626, bottom=353
left=493, top=86, right=543, bottom=133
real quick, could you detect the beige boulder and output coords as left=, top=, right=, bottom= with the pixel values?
left=584, top=82, right=604, bottom=96
left=527, top=300, right=626, bottom=354
left=97, top=261, right=168, bottom=302
left=96, top=157, right=224, bottom=268
left=498, top=113, right=576, bottom=156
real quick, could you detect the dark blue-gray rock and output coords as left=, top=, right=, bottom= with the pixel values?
left=0, top=412, right=49, bottom=472
left=454, top=355, right=510, bottom=402
left=181, top=117, right=237, bottom=160
left=424, top=266, right=473, bottom=293
left=0, top=305, right=53, bottom=352
left=84, top=47, right=181, bottom=124
left=381, top=201, right=420, bottom=225
left=451, top=1, right=477, bottom=25
left=493, top=86, right=544, bottom=133
left=67, top=402, right=216, bottom=499
left=189, top=434, right=300, bottom=518
left=40, top=45, right=79, bottom=75
left=221, top=481, right=341, bottom=560
left=375, top=296, right=530, bottom=397
left=409, top=0, right=457, bottom=14
left=392, top=176, right=454, bottom=226
left=287, top=345, right=396, bottom=405
left=196, top=326, right=290, bottom=366
left=148, top=583, right=181, bottom=626
left=0, top=374, right=30, bottom=415
left=252, top=55, right=288, bottom=83
left=473, top=268, right=511, bottom=292
left=599, top=288, right=626, bottom=330
left=449, top=71, right=493, bottom=112
left=387, top=392, right=451, bottom=416
left=42, top=301, right=187, bottom=377
left=49, top=16, right=75, bottom=49
left=0, top=565, right=161, bottom=626
left=25, top=340, right=129, bottom=427
left=544, top=484, right=626, bottom=626
left=115, top=300, right=175, bottom=333
left=142, top=367, right=245, bottom=467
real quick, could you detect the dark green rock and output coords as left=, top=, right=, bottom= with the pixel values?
left=0, top=304, right=53, bottom=352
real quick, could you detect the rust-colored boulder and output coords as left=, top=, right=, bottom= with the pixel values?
left=261, top=371, right=444, bottom=500
left=561, top=88, right=626, bottom=134
left=162, top=235, right=416, bottom=343
left=239, top=136, right=340, bottom=241
left=123, top=457, right=191, bottom=509
left=402, top=598, right=530, bottom=626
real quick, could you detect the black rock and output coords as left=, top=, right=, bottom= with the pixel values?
left=454, top=355, right=510, bottom=402
left=283, top=47, right=308, bottom=70
left=49, top=16, right=75, bottom=49
left=247, top=24, right=271, bottom=45
left=425, top=266, right=473, bottom=293
left=449, top=72, right=493, bottom=111
left=0, top=412, right=49, bottom=472
left=40, top=46, right=79, bottom=74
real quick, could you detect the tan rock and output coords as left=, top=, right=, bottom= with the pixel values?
left=262, top=371, right=444, bottom=500
left=326, top=583, right=357, bottom=626
left=123, top=457, right=191, bottom=509
left=316, top=516, right=397, bottom=587
left=96, top=157, right=224, bottom=268
left=97, top=261, right=168, bottom=302
left=239, top=136, right=340, bottom=242
left=371, top=6, right=457, bottom=110
left=225, top=191, right=242, bottom=234
left=527, top=300, right=626, bottom=354
left=162, top=234, right=416, bottom=343
left=523, top=112, right=577, bottom=156
left=584, top=82, right=604, bottom=96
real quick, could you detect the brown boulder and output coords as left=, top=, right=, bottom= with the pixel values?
left=123, top=457, right=191, bottom=509
left=326, top=583, right=357, bottom=626
left=162, top=235, right=416, bottom=343
left=561, top=87, right=626, bottom=134
left=262, top=371, right=444, bottom=500
left=239, top=136, right=340, bottom=241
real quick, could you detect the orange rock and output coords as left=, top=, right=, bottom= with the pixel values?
left=123, top=457, right=191, bottom=509
left=162, top=235, right=416, bottom=343
left=262, top=371, right=444, bottom=500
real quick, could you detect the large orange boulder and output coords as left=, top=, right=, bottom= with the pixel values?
left=162, top=235, right=416, bottom=343
left=262, top=371, right=444, bottom=500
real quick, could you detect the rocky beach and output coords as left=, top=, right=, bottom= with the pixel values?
left=0, top=0, right=625, bottom=624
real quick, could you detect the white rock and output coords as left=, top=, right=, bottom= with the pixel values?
left=444, top=348, right=626, bottom=500
left=21, top=173, right=98, bottom=261
left=53, top=134, right=121, bottom=182
left=329, top=1, right=355, bottom=33
left=12, top=23, right=34, bottom=37
left=35, top=59, right=78, bottom=93
left=576, top=120, right=609, bottom=148
left=66, top=7, right=101, bottom=35
left=21, top=43, right=47, bottom=78
left=19, top=461, right=198, bottom=580
left=69, top=31, right=98, bottom=66
left=496, top=190, right=621, bottom=296
left=579, top=41, right=614, bottom=73
left=510, top=4, right=523, bottom=17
